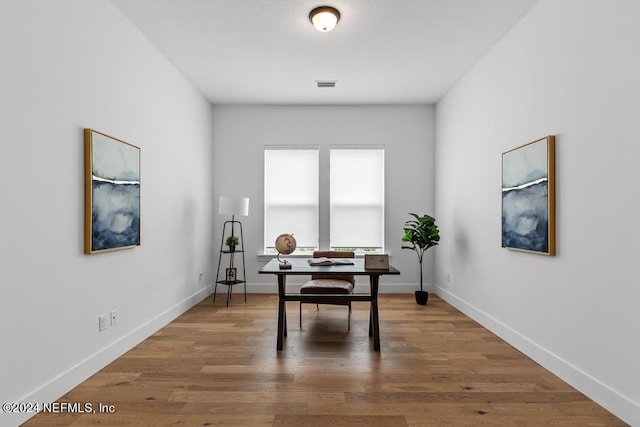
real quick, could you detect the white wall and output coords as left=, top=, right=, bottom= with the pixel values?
left=0, top=1, right=214, bottom=425
left=435, top=0, right=640, bottom=424
left=5, top=0, right=636, bottom=424
left=211, top=105, right=436, bottom=292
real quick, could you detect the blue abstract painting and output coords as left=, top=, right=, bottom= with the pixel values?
left=85, top=129, right=140, bottom=253
left=502, top=136, right=555, bottom=255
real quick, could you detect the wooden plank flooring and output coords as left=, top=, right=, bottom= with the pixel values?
left=23, top=294, right=626, bottom=426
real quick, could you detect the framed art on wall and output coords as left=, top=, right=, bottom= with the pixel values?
left=502, top=135, right=555, bottom=256
left=84, top=129, right=141, bottom=254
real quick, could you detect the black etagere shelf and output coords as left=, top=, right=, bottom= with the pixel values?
left=214, top=219, right=247, bottom=306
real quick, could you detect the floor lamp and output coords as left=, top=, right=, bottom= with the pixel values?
left=214, top=196, right=249, bottom=306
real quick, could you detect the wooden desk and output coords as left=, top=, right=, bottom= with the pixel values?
left=258, top=258, right=400, bottom=351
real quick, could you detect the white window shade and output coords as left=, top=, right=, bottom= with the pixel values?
left=264, top=148, right=319, bottom=251
left=330, top=148, right=384, bottom=250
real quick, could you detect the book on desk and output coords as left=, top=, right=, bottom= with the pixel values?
left=307, top=257, right=354, bottom=266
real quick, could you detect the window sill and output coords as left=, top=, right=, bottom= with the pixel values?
left=257, top=252, right=313, bottom=261
left=257, top=251, right=388, bottom=261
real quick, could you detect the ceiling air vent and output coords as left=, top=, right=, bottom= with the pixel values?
left=316, top=80, right=336, bottom=88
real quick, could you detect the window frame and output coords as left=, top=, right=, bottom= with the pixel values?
left=263, top=145, right=385, bottom=255
left=329, top=145, right=385, bottom=254
left=263, top=146, right=319, bottom=254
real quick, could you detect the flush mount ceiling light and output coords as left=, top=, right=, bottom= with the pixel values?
left=309, top=6, right=340, bottom=32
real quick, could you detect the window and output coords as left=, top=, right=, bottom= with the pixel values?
left=264, top=147, right=319, bottom=253
left=264, top=146, right=385, bottom=254
left=330, top=147, right=384, bottom=253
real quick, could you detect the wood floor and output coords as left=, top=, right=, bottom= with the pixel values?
left=24, top=294, right=626, bottom=426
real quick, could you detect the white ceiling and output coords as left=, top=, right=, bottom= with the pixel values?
left=112, top=0, right=538, bottom=105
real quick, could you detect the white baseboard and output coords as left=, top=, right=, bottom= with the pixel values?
left=6, top=287, right=210, bottom=426
left=434, top=285, right=639, bottom=426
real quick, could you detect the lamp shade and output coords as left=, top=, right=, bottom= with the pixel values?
left=309, top=6, right=340, bottom=32
left=219, top=196, right=249, bottom=216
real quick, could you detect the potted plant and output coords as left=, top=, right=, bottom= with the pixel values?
left=225, top=235, right=239, bottom=252
left=402, top=213, right=440, bottom=305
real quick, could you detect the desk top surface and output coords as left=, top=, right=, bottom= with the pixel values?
left=258, top=258, right=400, bottom=275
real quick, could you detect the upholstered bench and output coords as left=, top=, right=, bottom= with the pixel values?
left=299, top=251, right=355, bottom=330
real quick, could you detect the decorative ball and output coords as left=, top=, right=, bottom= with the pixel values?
left=275, top=233, right=296, bottom=255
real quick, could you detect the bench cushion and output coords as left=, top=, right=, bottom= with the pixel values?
left=300, top=279, right=354, bottom=294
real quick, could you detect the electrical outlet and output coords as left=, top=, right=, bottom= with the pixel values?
left=99, top=314, right=107, bottom=332
left=110, top=310, right=118, bottom=326
left=199, top=273, right=205, bottom=282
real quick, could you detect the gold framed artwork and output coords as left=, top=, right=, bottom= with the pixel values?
left=84, top=129, right=141, bottom=254
left=501, top=135, right=555, bottom=255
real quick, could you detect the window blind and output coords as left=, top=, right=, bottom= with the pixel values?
left=264, top=147, right=319, bottom=252
left=330, top=148, right=384, bottom=250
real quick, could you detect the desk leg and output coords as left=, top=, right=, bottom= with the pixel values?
left=370, top=275, right=381, bottom=351
left=277, top=275, right=286, bottom=351
left=368, top=306, right=373, bottom=337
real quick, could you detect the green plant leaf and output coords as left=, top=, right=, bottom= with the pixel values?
left=401, top=212, right=440, bottom=251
